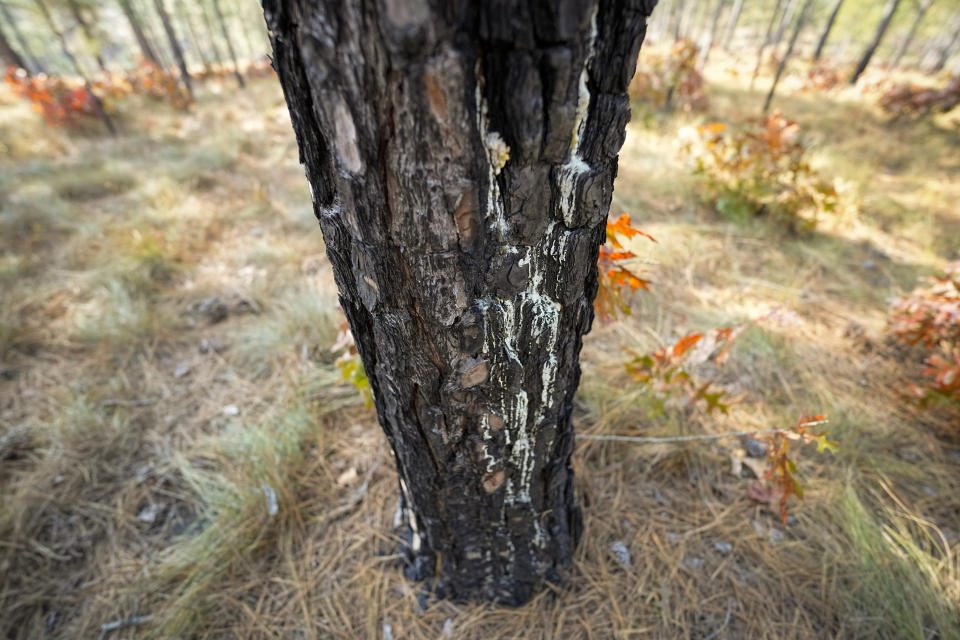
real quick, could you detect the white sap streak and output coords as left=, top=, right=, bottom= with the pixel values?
left=399, top=477, right=421, bottom=553
left=474, top=67, right=509, bottom=237
left=557, top=7, right=598, bottom=227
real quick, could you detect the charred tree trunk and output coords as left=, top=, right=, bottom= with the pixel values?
left=812, top=0, right=845, bottom=61
left=67, top=0, right=107, bottom=73
left=891, top=0, right=934, bottom=67
left=0, top=2, right=41, bottom=74
left=118, top=0, right=160, bottom=65
left=264, top=0, right=656, bottom=604
left=849, top=0, right=902, bottom=84
left=764, top=0, right=813, bottom=112
left=721, top=0, right=745, bottom=50
left=153, top=0, right=194, bottom=99
left=35, top=0, right=116, bottom=135
left=212, top=0, right=244, bottom=87
left=0, top=17, right=28, bottom=70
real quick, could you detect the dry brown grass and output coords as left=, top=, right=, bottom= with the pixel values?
left=1, top=51, right=959, bottom=639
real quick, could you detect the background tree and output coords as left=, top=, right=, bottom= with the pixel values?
left=263, top=0, right=656, bottom=604
left=66, top=0, right=107, bottom=73
left=929, top=11, right=960, bottom=72
left=117, top=0, right=159, bottom=65
left=812, top=0, right=845, bottom=61
left=891, top=0, right=935, bottom=68
left=849, top=0, right=902, bottom=84
left=212, top=0, right=243, bottom=87
left=764, top=0, right=814, bottom=112
left=721, top=0, right=745, bottom=50
left=0, top=13, right=28, bottom=70
left=0, top=1, right=42, bottom=73
left=153, top=0, right=192, bottom=99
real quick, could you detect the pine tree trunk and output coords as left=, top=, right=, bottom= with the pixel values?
left=118, top=0, right=160, bottom=66
left=67, top=0, right=108, bottom=73
left=153, top=0, right=194, bottom=99
left=264, top=0, right=656, bottom=605
left=812, top=0, right=845, bottom=61
left=213, top=0, right=244, bottom=88
left=34, top=0, right=116, bottom=135
left=930, top=18, right=960, bottom=72
left=849, top=0, right=902, bottom=84
left=764, top=0, right=814, bottom=112
left=0, top=17, right=28, bottom=70
left=891, top=0, right=934, bottom=67
left=0, top=2, right=42, bottom=74
left=721, top=0, right=745, bottom=49
left=699, top=0, right=726, bottom=66
left=199, top=0, right=225, bottom=67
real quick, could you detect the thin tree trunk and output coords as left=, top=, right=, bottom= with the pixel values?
left=750, top=0, right=784, bottom=89
left=764, top=0, right=814, bottom=112
left=812, top=0, right=845, bottom=60
left=0, top=15, right=28, bottom=70
left=199, top=0, right=225, bottom=68
left=770, top=0, right=798, bottom=48
left=0, top=2, right=42, bottom=74
left=153, top=0, right=193, bottom=99
left=930, top=15, right=960, bottom=72
left=674, top=0, right=687, bottom=40
left=118, top=0, right=160, bottom=65
left=34, top=0, right=116, bottom=135
left=231, top=0, right=258, bottom=61
left=175, top=0, right=211, bottom=71
left=67, top=0, right=107, bottom=73
left=264, top=0, right=655, bottom=604
left=849, top=0, right=902, bottom=84
left=699, top=0, right=726, bottom=66
left=891, top=0, right=934, bottom=67
left=212, top=0, right=244, bottom=87
left=721, top=0, right=745, bottom=49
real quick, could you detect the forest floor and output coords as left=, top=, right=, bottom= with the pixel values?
left=1, top=50, right=959, bottom=639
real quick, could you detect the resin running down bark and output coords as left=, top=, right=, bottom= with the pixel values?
left=264, top=0, right=656, bottom=604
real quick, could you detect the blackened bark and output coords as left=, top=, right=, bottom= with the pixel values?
left=891, top=0, right=933, bottom=67
left=118, top=0, right=161, bottom=66
left=0, top=18, right=28, bottom=70
left=763, top=0, right=813, bottom=112
left=265, top=0, right=655, bottom=604
left=849, top=0, right=902, bottom=84
left=721, top=0, right=745, bottom=50
left=153, top=0, right=194, bottom=99
left=812, top=0, right=845, bottom=61
left=213, top=0, right=244, bottom=88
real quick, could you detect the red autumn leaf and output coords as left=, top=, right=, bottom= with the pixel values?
left=671, top=333, right=703, bottom=359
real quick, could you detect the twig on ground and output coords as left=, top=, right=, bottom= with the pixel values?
left=579, top=419, right=829, bottom=444
left=703, top=600, right=734, bottom=640
left=98, top=615, right=151, bottom=640
left=101, top=398, right=154, bottom=408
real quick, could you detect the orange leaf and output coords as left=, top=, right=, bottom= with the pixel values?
left=672, top=333, right=703, bottom=358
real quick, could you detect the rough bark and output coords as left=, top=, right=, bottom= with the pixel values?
left=812, top=0, right=845, bottom=61
left=264, top=0, right=655, bottom=604
left=721, top=0, right=745, bottom=49
left=764, top=0, right=813, bottom=112
left=213, top=0, right=244, bottom=87
left=153, top=0, right=194, bottom=99
left=891, top=0, right=934, bottom=67
left=849, top=0, right=902, bottom=84
left=118, top=0, right=161, bottom=65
